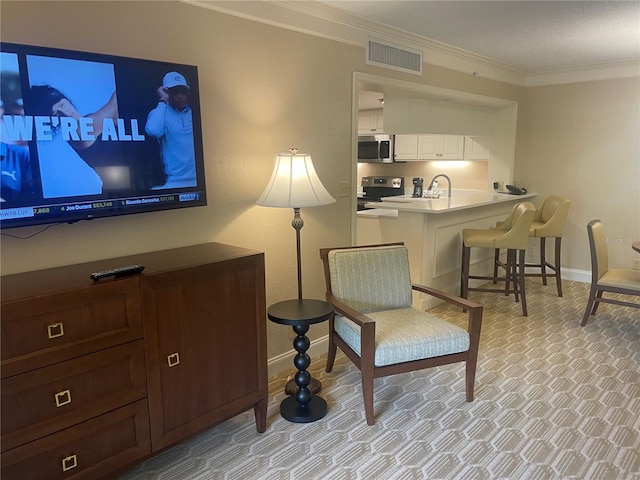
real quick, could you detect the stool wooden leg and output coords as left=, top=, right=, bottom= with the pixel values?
left=461, top=244, right=470, bottom=299
left=518, top=248, right=528, bottom=316
left=507, top=249, right=518, bottom=300
left=539, top=237, right=548, bottom=285
left=493, top=248, right=500, bottom=284
left=555, top=237, right=563, bottom=297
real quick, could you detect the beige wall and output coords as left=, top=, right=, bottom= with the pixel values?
left=2, top=1, right=638, bottom=360
left=0, top=1, right=358, bottom=358
left=515, top=78, right=640, bottom=271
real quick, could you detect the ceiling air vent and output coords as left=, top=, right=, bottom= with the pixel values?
left=367, top=38, right=423, bottom=75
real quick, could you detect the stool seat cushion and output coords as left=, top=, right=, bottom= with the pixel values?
left=531, top=195, right=571, bottom=237
left=529, top=221, right=544, bottom=234
left=464, top=202, right=535, bottom=250
left=334, top=307, right=470, bottom=367
left=463, top=228, right=502, bottom=248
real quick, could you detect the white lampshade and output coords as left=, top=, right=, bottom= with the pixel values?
left=257, top=149, right=336, bottom=208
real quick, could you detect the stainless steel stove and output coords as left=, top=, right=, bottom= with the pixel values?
left=358, top=176, right=405, bottom=210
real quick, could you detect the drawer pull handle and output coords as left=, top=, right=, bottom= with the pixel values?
left=167, top=352, right=180, bottom=367
left=62, top=454, right=78, bottom=471
left=55, top=389, right=72, bottom=407
left=47, top=322, right=65, bottom=339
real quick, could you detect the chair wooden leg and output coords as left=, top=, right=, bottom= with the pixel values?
left=581, top=285, right=599, bottom=326
left=591, top=291, right=603, bottom=316
left=465, top=357, right=477, bottom=402
left=325, top=334, right=337, bottom=373
left=465, top=306, right=482, bottom=402
left=555, top=237, right=563, bottom=297
left=362, top=374, right=375, bottom=426
left=539, top=237, right=548, bottom=285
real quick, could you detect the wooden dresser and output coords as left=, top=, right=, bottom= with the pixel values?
left=1, top=242, right=267, bottom=479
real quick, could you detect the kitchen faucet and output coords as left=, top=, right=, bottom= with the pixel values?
left=427, top=174, right=452, bottom=198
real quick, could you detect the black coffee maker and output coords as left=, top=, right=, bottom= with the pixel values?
left=412, top=177, right=424, bottom=198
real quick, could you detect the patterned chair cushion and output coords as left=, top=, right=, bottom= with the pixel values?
left=335, top=308, right=470, bottom=367
left=328, top=245, right=413, bottom=313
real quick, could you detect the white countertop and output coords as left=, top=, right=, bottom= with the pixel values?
left=357, top=208, right=398, bottom=218
left=366, top=190, right=536, bottom=214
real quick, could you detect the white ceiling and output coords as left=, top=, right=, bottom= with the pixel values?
left=317, top=1, right=640, bottom=73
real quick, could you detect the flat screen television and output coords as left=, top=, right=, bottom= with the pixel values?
left=0, top=42, right=207, bottom=229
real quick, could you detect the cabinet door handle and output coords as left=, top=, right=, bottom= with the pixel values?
left=54, top=389, right=72, bottom=407
left=167, top=352, right=180, bottom=367
left=47, top=322, right=65, bottom=339
left=61, top=454, right=78, bottom=472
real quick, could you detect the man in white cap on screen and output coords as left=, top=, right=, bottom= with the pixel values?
left=145, top=71, right=196, bottom=189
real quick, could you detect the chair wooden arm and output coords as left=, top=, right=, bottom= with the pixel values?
left=325, top=291, right=375, bottom=327
left=412, top=283, right=482, bottom=311
left=412, top=283, right=483, bottom=339
left=325, top=291, right=376, bottom=369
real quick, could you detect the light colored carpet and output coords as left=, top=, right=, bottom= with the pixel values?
left=118, top=280, right=639, bottom=480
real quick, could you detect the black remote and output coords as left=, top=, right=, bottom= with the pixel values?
left=90, top=264, right=145, bottom=282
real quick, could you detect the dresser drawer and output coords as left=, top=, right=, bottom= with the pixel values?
left=1, top=399, right=151, bottom=480
left=1, top=340, right=147, bottom=452
left=1, top=278, right=142, bottom=378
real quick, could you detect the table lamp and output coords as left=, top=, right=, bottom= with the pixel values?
left=257, top=148, right=336, bottom=299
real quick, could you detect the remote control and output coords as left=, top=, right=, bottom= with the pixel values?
left=90, top=264, right=145, bottom=282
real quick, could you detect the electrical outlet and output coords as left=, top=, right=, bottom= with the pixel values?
left=633, top=259, right=640, bottom=270
left=338, top=181, right=350, bottom=198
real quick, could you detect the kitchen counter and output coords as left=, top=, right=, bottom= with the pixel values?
left=367, top=190, right=536, bottom=214
left=356, top=208, right=398, bottom=218
left=356, top=189, right=538, bottom=310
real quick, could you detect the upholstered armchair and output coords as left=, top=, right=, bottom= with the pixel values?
left=319, top=243, right=483, bottom=426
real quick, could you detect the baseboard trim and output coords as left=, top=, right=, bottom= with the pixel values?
left=561, top=268, right=591, bottom=284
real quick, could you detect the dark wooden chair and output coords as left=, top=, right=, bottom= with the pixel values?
left=581, top=219, right=640, bottom=325
left=319, top=242, right=483, bottom=426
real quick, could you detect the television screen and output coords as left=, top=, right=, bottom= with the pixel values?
left=0, top=43, right=207, bottom=229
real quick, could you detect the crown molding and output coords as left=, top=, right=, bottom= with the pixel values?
left=525, top=60, right=640, bottom=87
left=182, top=0, right=638, bottom=87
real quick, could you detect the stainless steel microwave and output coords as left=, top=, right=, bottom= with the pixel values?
left=358, top=134, right=394, bottom=163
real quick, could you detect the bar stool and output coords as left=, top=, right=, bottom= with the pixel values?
left=495, top=195, right=571, bottom=297
left=461, top=202, right=536, bottom=316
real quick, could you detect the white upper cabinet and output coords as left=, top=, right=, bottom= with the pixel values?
left=358, top=109, right=384, bottom=134
left=464, top=136, right=490, bottom=160
left=421, top=135, right=464, bottom=159
left=394, top=134, right=465, bottom=161
left=393, top=135, right=419, bottom=160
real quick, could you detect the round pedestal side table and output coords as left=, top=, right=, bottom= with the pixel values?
left=267, top=299, right=333, bottom=423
